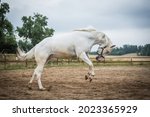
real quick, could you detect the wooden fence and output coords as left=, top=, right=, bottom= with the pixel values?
left=0, top=54, right=150, bottom=70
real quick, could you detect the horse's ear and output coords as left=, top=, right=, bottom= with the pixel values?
left=110, top=45, right=116, bottom=48
left=103, top=45, right=107, bottom=49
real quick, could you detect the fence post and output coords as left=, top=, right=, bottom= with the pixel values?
left=104, top=58, right=106, bottom=64
left=130, top=57, right=133, bottom=65
left=57, top=58, right=59, bottom=65
left=25, top=60, right=28, bottom=67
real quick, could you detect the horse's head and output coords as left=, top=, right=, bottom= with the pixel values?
left=96, top=33, right=115, bottom=61
left=96, top=44, right=115, bottom=61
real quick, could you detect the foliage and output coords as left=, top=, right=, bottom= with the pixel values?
left=18, top=40, right=32, bottom=52
left=138, top=44, right=150, bottom=56
left=0, top=2, right=17, bottom=53
left=16, top=13, right=54, bottom=50
left=111, top=45, right=138, bottom=55
left=111, top=44, right=150, bottom=56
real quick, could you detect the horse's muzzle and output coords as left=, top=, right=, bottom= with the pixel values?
left=96, top=55, right=105, bottom=61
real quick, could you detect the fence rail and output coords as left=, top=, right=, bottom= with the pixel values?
left=0, top=54, right=150, bottom=70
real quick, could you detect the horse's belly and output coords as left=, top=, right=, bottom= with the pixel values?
left=51, top=52, right=76, bottom=58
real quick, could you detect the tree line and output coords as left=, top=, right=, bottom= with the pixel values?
left=0, top=2, right=150, bottom=56
left=111, top=44, right=150, bottom=56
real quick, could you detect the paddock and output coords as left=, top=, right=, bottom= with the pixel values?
left=0, top=65, right=150, bottom=99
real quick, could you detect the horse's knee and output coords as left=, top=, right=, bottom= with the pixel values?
left=34, top=68, right=43, bottom=80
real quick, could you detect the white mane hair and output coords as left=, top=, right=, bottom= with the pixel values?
left=74, top=26, right=96, bottom=32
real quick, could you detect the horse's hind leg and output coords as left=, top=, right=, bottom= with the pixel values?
left=28, top=56, right=48, bottom=90
left=28, top=63, right=45, bottom=90
left=35, top=63, right=45, bottom=90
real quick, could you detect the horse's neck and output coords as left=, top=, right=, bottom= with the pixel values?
left=101, top=37, right=112, bottom=48
left=90, top=32, right=105, bottom=45
left=93, top=32, right=110, bottom=48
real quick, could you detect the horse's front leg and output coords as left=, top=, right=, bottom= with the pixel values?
left=78, top=52, right=95, bottom=82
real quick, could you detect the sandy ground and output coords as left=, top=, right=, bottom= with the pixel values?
left=0, top=66, right=150, bottom=100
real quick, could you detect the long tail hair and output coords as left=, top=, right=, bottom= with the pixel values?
left=16, top=47, right=35, bottom=60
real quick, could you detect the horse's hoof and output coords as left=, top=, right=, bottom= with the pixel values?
left=89, top=78, right=92, bottom=82
left=39, top=88, right=46, bottom=91
left=85, top=75, right=88, bottom=80
left=28, top=83, right=32, bottom=90
left=28, top=87, right=32, bottom=90
left=47, top=86, right=52, bottom=91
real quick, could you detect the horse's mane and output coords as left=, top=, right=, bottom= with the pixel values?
left=74, top=26, right=96, bottom=32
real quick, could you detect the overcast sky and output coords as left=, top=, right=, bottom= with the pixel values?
left=2, top=0, right=150, bottom=47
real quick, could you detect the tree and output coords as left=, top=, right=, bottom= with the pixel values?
left=16, top=13, right=54, bottom=50
left=0, top=2, right=17, bottom=53
left=18, top=40, right=32, bottom=52
left=140, top=44, right=150, bottom=56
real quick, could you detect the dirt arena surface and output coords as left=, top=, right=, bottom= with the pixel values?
left=0, top=65, right=150, bottom=100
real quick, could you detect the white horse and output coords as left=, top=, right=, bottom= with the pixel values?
left=17, top=27, right=115, bottom=90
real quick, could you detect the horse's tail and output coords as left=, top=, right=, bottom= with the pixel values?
left=16, top=47, right=35, bottom=61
